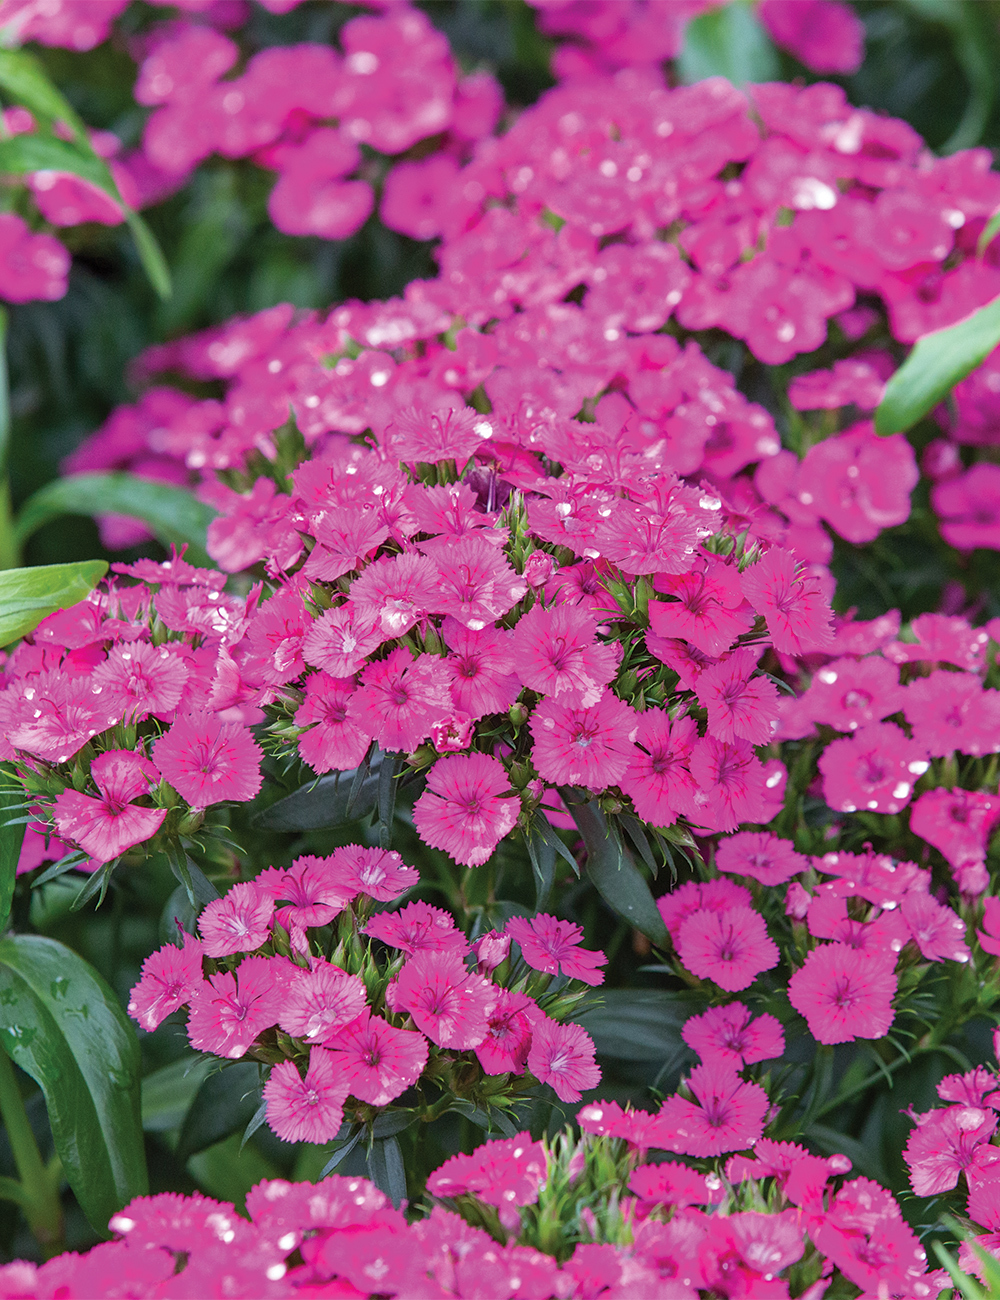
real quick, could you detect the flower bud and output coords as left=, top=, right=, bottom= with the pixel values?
left=474, top=929, right=510, bottom=974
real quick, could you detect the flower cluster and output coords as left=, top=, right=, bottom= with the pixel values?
left=129, top=850, right=606, bottom=1146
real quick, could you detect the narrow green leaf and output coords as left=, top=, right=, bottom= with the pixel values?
left=366, top=1135, right=406, bottom=1208
left=563, top=795, right=669, bottom=946
left=875, top=292, right=1000, bottom=435
left=932, top=1241, right=986, bottom=1300
left=253, top=761, right=382, bottom=832
left=126, top=211, right=173, bottom=301
left=0, top=559, right=107, bottom=647
left=677, top=0, right=779, bottom=85
left=377, top=752, right=400, bottom=851
left=239, top=1100, right=269, bottom=1153
left=576, top=989, right=702, bottom=1061
left=619, top=812, right=658, bottom=876
left=0, top=764, right=25, bottom=935
left=15, top=474, right=216, bottom=561
left=978, top=210, right=1000, bottom=258
left=141, top=1056, right=214, bottom=1134
left=69, top=857, right=118, bottom=911
left=0, top=49, right=90, bottom=141
left=0, top=133, right=111, bottom=189
left=0, top=934, right=147, bottom=1231
left=320, top=1125, right=364, bottom=1177
left=370, top=1109, right=416, bottom=1139
left=176, top=1061, right=260, bottom=1163
left=449, top=1100, right=518, bottom=1138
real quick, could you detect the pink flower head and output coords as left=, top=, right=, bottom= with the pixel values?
left=527, top=1018, right=601, bottom=1103
left=695, top=647, right=779, bottom=746
left=473, top=929, right=511, bottom=973
left=365, top=900, right=468, bottom=956
left=329, top=844, right=419, bottom=902
left=302, top=605, right=383, bottom=678
left=349, top=552, right=439, bottom=641
left=681, top=1003, right=785, bottom=1068
left=619, top=712, right=699, bottom=827
left=347, top=648, right=450, bottom=754
left=904, top=670, right=1000, bottom=758
left=256, top=855, right=354, bottom=940
left=440, top=618, right=521, bottom=720
left=127, top=932, right=204, bottom=1033
left=198, top=882, right=275, bottom=958
left=649, top=1063, right=770, bottom=1157
left=91, top=641, right=190, bottom=722
left=905, top=1104, right=997, bottom=1196
left=933, top=464, right=1000, bottom=551
left=658, top=879, right=752, bottom=943
left=739, top=547, right=833, bottom=655
left=186, top=955, right=287, bottom=1059
left=263, top=1047, right=351, bottom=1145
left=4, top=669, right=123, bottom=764
left=475, top=988, right=539, bottom=1075
left=819, top=722, right=929, bottom=815
left=412, top=752, right=519, bottom=866
left=759, top=0, right=863, bottom=74
left=798, top=425, right=918, bottom=544
left=649, top=563, right=753, bottom=657
left=392, top=949, right=497, bottom=1049
left=529, top=690, right=637, bottom=789
left=715, top=832, right=808, bottom=886
left=324, top=1007, right=428, bottom=1107
left=513, top=603, right=620, bottom=706
left=676, top=906, right=779, bottom=992
left=685, top=736, right=768, bottom=832
left=802, top=655, right=905, bottom=733
left=900, top=892, right=971, bottom=964
left=788, top=942, right=897, bottom=1045
left=153, top=712, right=263, bottom=807
left=423, top=534, right=526, bottom=630
left=52, top=749, right=165, bottom=863
left=426, top=1132, right=546, bottom=1228
left=278, top=962, right=367, bottom=1042
left=386, top=405, right=496, bottom=465
left=506, top=914, right=606, bottom=986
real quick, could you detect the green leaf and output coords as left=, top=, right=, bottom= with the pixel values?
left=0, top=559, right=107, bottom=647
left=875, top=292, right=1000, bottom=435
left=576, top=989, right=702, bottom=1061
left=933, top=1241, right=987, bottom=1300
left=0, top=49, right=90, bottom=142
left=378, top=751, right=401, bottom=851
left=449, top=1100, right=518, bottom=1138
left=253, top=760, right=383, bottom=831
left=0, top=764, right=25, bottom=935
left=979, top=211, right=1000, bottom=258
left=176, top=1061, right=260, bottom=1163
left=677, top=0, right=779, bottom=85
left=563, top=795, right=669, bottom=947
left=0, top=133, right=110, bottom=189
left=141, top=1055, right=214, bottom=1134
left=0, top=934, right=147, bottom=1230
left=320, top=1124, right=364, bottom=1177
left=126, top=211, right=173, bottom=302
left=15, top=474, right=216, bottom=561
left=366, top=1134, right=406, bottom=1208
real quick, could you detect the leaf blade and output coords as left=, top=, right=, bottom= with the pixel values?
left=0, top=559, right=107, bottom=646
left=0, top=764, right=26, bottom=934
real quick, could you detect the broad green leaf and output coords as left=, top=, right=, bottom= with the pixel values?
left=0, top=934, right=147, bottom=1230
left=15, top=474, right=216, bottom=563
left=187, top=1131, right=278, bottom=1208
left=366, top=1135, right=406, bottom=1208
left=875, top=292, right=1000, bottom=435
left=0, top=764, right=25, bottom=934
left=253, top=760, right=383, bottom=831
left=0, top=134, right=109, bottom=190
left=576, top=989, right=702, bottom=1061
left=0, top=559, right=107, bottom=646
left=564, top=796, right=669, bottom=947
left=677, top=1, right=779, bottom=85
left=141, top=1055, right=214, bottom=1133
left=176, top=1061, right=260, bottom=1163
left=0, top=49, right=90, bottom=142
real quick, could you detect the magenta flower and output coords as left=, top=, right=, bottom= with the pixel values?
left=676, top=906, right=779, bottom=992
left=256, top=854, right=354, bottom=941
left=899, top=892, right=970, bottom=964
left=365, top=900, right=468, bottom=956
left=5, top=669, right=124, bottom=764
left=529, top=690, right=637, bottom=789
left=324, top=1008, right=428, bottom=1107
left=127, top=932, right=204, bottom=1033
left=153, top=711, right=263, bottom=807
left=198, top=882, right=274, bottom=958
left=658, top=879, right=752, bottom=943
left=505, top=914, right=606, bottom=986
left=681, top=1003, right=785, bottom=1068
left=302, top=604, right=383, bottom=678
left=392, top=949, right=497, bottom=1050
left=685, top=736, right=767, bottom=832
left=303, top=506, right=390, bottom=582
left=818, top=722, right=928, bottom=815
left=426, top=1132, right=546, bottom=1229
left=412, top=752, right=519, bottom=867
left=475, top=988, right=539, bottom=1075
left=715, top=832, right=808, bottom=887
left=52, top=749, right=166, bottom=863
left=329, top=844, right=419, bottom=901
left=802, top=655, right=904, bottom=733
left=513, top=603, right=620, bottom=706
left=295, top=672, right=372, bottom=775
left=648, top=565, right=753, bottom=657
left=904, top=1105, right=997, bottom=1196
left=440, top=618, right=521, bottom=720
left=186, top=955, right=287, bottom=1059
left=788, top=942, right=897, bottom=1045
left=740, top=547, right=832, bottom=655
left=649, top=1063, right=770, bottom=1157
left=619, top=712, right=699, bottom=827
left=349, top=551, right=439, bottom=640
left=386, top=405, right=496, bottom=464
left=92, top=641, right=190, bottom=722
left=423, top=534, right=526, bottom=630
left=263, top=1047, right=351, bottom=1145
left=527, top=1018, right=601, bottom=1103
left=695, top=646, right=780, bottom=746
left=347, top=648, right=450, bottom=754
left=904, top=670, right=1000, bottom=759
left=278, top=963, right=367, bottom=1042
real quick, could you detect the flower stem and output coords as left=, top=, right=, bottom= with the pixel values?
left=0, top=1049, right=63, bottom=1252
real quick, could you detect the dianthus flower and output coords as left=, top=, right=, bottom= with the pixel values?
left=153, top=711, right=263, bottom=807
left=818, top=722, right=928, bottom=814
left=278, top=963, right=368, bottom=1042
left=328, top=844, right=418, bottom=901
left=797, top=425, right=918, bottom=544
left=365, top=900, right=468, bottom=956
left=715, top=831, right=808, bottom=886
left=475, top=988, right=539, bottom=1075
left=301, top=605, right=383, bottom=678
left=324, top=1008, right=428, bottom=1107
left=440, top=618, right=521, bottom=719
left=426, top=1132, right=547, bottom=1231
left=628, top=1161, right=722, bottom=1211
left=739, top=547, right=832, bottom=655
left=392, top=949, right=496, bottom=1050
left=658, top=879, right=752, bottom=942
left=52, top=749, right=165, bottom=863
left=512, top=603, right=620, bottom=706
left=695, top=647, right=779, bottom=745
left=505, top=914, right=606, bottom=985
left=619, top=712, right=699, bottom=827
left=905, top=1104, right=998, bottom=1195
left=347, top=648, right=450, bottom=754
left=904, top=671, right=1000, bottom=758
left=4, top=670, right=123, bottom=764
left=295, top=673, right=372, bottom=775
left=978, top=896, right=1000, bottom=956
left=800, top=655, right=905, bottom=733
left=685, top=735, right=768, bottom=832
left=526, top=1018, right=601, bottom=1103
left=412, top=752, right=519, bottom=867
left=91, top=641, right=190, bottom=722
left=676, top=905, right=779, bottom=992
left=649, top=1063, right=770, bottom=1157
left=127, top=932, right=204, bottom=1033
left=386, top=405, right=495, bottom=464
left=263, top=1047, right=351, bottom=1145
left=255, top=855, right=354, bottom=942
left=349, top=552, right=439, bottom=640
left=198, top=881, right=274, bottom=958
left=681, top=1003, right=785, bottom=1067
left=186, top=955, right=287, bottom=1059
left=529, top=690, right=637, bottom=789
left=900, top=892, right=971, bottom=964
left=422, top=534, right=526, bottom=630
left=647, top=564, right=753, bottom=657
left=788, top=942, right=897, bottom=1044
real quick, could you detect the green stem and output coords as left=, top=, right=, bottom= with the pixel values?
left=0, top=1048, right=62, bottom=1250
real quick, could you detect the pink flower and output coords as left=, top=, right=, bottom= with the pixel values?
left=198, top=882, right=274, bottom=958
left=392, top=949, right=497, bottom=1049
left=423, top=534, right=526, bottom=630
left=263, top=1047, right=351, bottom=1144
left=619, top=712, right=698, bottom=827
left=527, top=1018, right=601, bottom=1103
left=740, top=548, right=833, bottom=655
left=658, top=879, right=752, bottom=943
left=798, top=425, right=918, bottom=544
left=529, top=690, right=637, bottom=789
left=127, top=932, right=204, bottom=1033
left=684, top=736, right=767, bottom=832
left=426, top=1132, right=546, bottom=1229
left=329, top=844, right=419, bottom=901
left=186, top=955, right=286, bottom=1059
left=412, top=752, right=519, bottom=867
left=695, top=647, right=779, bottom=746
left=904, top=671, right=1000, bottom=758
left=649, top=1064, right=770, bottom=1157
left=347, top=648, right=450, bottom=754
left=256, top=855, right=353, bottom=940
left=905, top=1104, right=997, bottom=1196
left=512, top=603, right=620, bottom=707
left=475, top=988, right=539, bottom=1075
left=758, top=0, right=863, bottom=73
left=365, top=900, right=468, bottom=956
left=91, top=641, right=190, bottom=722
left=648, top=564, right=753, bottom=657
left=681, top=1003, right=785, bottom=1068
left=381, top=155, right=461, bottom=242
left=440, top=618, right=521, bottom=720
left=350, top=552, right=439, bottom=641
left=800, top=655, right=905, bottom=733
left=324, top=1008, right=428, bottom=1107
left=295, top=673, right=372, bottom=775
left=278, top=962, right=367, bottom=1042
left=676, top=906, right=779, bottom=992
left=505, top=914, right=606, bottom=986
left=715, top=832, right=808, bottom=886
left=788, top=943, right=897, bottom=1045
left=386, top=406, right=496, bottom=465
left=52, top=749, right=165, bottom=863
left=153, top=712, right=263, bottom=807
left=4, top=669, right=123, bottom=764
left=302, top=605, right=383, bottom=678
left=818, top=722, right=928, bottom=814
left=900, top=892, right=970, bottom=964
left=934, top=463, right=1000, bottom=550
